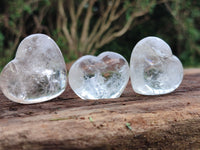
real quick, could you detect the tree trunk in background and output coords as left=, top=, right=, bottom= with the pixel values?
left=56, top=0, right=157, bottom=58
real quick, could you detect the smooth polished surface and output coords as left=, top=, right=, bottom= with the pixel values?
left=69, top=52, right=129, bottom=99
left=0, top=34, right=67, bottom=104
left=130, top=36, right=183, bottom=95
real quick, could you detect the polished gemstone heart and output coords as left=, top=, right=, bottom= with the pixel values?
left=69, top=52, right=129, bottom=100
left=130, top=36, right=183, bottom=95
left=0, top=34, right=67, bottom=104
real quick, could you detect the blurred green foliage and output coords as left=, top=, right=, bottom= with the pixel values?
left=0, top=0, right=199, bottom=71
left=98, top=1, right=200, bottom=67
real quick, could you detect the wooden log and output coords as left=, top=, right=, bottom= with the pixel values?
left=0, top=69, right=200, bottom=149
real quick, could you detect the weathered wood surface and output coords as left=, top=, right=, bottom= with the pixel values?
left=0, top=69, right=200, bottom=150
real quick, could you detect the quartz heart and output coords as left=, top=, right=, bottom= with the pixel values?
left=130, top=36, right=183, bottom=95
left=0, top=34, right=67, bottom=104
left=69, top=52, right=129, bottom=100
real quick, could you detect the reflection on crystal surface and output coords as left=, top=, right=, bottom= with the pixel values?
left=130, top=36, right=183, bottom=95
left=69, top=52, right=129, bottom=100
left=0, top=34, right=67, bottom=104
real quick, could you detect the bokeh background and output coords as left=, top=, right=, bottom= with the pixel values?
left=0, top=0, right=199, bottom=70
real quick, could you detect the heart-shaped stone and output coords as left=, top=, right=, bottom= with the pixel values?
left=0, top=34, right=67, bottom=104
left=69, top=52, right=129, bottom=99
left=130, top=36, right=183, bottom=95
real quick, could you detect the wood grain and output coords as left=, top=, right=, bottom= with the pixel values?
left=0, top=69, right=200, bottom=149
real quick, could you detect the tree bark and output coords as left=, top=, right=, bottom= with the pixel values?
left=0, top=69, right=200, bottom=149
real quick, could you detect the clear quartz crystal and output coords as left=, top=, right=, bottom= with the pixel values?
left=0, top=34, right=67, bottom=104
left=130, top=36, right=183, bottom=95
left=69, top=52, right=129, bottom=100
